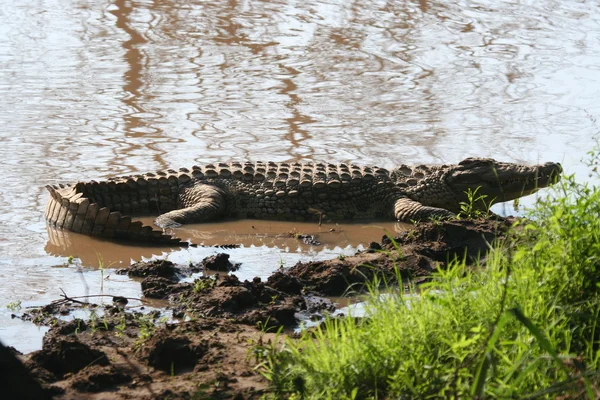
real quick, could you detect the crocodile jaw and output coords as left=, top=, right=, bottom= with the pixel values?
left=446, top=158, right=563, bottom=204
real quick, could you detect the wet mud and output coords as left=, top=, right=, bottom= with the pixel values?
left=9, top=218, right=512, bottom=399
left=286, top=217, right=514, bottom=295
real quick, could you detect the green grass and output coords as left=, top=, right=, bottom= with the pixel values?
left=258, top=162, right=600, bottom=399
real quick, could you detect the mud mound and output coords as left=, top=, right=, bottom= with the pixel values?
left=120, top=259, right=177, bottom=278
left=0, top=340, right=49, bottom=400
left=287, top=252, right=402, bottom=296
left=141, top=276, right=187, bottom=299
left=287, top=218, right=511, bottom=296
left=140, top=332, right=208, bottom=372
left=70, top=365, right=131, bottom=393
left=267, top=270, right=303, bottom=295
left=388, top=218, right=513, bottom=262
left=171, top=274, right=304, bottom=328
left=202, top=253, right=241, bottom=272
left=29, top=332, right=109, bottom=378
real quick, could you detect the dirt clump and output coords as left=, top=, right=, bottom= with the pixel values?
left=141, top=275, right=186, bottom=299
left=70, top=364, right=131, bottom=393
left=118, top=259, right=177, bottom=278
left=267, top=270, right=303, bottom=295
left=171, top=274, right=304, bottom=329
left=28, top=333, right=109, bottom=378
left=140, top=330, right=208, bottom=372
left=117, top=258, right=205, bottom=279
left=201, top=252, right=241, bottom=272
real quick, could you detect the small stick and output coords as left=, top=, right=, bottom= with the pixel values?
left=58, top=288, right=88, bottom=305
left=58, top=288, right=143, bottom=303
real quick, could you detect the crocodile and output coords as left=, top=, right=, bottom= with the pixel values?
left=44, top=158, right=562, bottom=246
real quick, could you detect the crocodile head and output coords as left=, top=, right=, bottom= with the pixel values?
left=443, top=157, right=562, bottom=211
left=394, top=158, right=562, bottom=213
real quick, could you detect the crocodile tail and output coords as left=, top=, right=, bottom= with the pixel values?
left=44, top=184, right=186, bottom=246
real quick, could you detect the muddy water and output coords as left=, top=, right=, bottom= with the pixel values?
left=1, top=0, right=599, bottom=351
left=45, top=219, right=411, bottom=268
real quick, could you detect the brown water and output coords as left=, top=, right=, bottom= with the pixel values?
left=1, top=0, right=599, bottom=351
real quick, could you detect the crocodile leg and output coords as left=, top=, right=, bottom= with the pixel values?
left=154, top=184, right=226, bottom=228
left=394, top=198, right=455, bottom=222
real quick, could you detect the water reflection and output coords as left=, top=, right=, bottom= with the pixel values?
left=110, top=0, right=149, bottom=138
left=45, top=219, right=411, bottom=268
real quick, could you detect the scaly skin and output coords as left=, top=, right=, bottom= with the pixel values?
left=45, top=158, right=562, bottom=245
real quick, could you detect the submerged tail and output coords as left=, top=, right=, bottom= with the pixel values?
left=45, top=183, right=185, bottom=246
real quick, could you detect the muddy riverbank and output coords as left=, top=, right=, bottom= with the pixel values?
left=3, top=218, right=512, bottom=399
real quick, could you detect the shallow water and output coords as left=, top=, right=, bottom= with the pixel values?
left=1, top=0, right=599, bottom=351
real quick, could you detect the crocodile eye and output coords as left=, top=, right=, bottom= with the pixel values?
left=458, top=158, right=478, bottom=166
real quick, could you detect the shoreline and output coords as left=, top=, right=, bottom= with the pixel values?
left=4, top=217, right=512, bottom=399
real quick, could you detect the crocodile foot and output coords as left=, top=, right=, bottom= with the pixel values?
left=154, top=215, right=182, bottom=229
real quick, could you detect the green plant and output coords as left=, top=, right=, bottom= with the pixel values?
left=457, top=186, right=494, bottom=219
left=95, top=252, right=117, bottom=296
left=251, top=328, right=288, bottom=384
left=102, top=314, right=109, bottom=331
left=97, top=253, right=105, bottom=294
left=133, top=313, right=167, bottom=349
left=6, top=300, right=22, bottom=312
left=114, top=315, right=127, bottom=337
left=89, top=309, right=98, bottom=332
left=428, top=214, right=446, bottom=225
left=74, top=318, right=83, bottom=335
left=404, top=229, right=417, bottom=240
left=256, top=316, right=274, bottom=333
left=193, top=276, right=216, bottom=293
left=63, top=255, right=80, bottom=268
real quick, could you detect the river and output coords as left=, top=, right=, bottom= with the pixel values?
left=0, top=0, right=599, bottom=351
